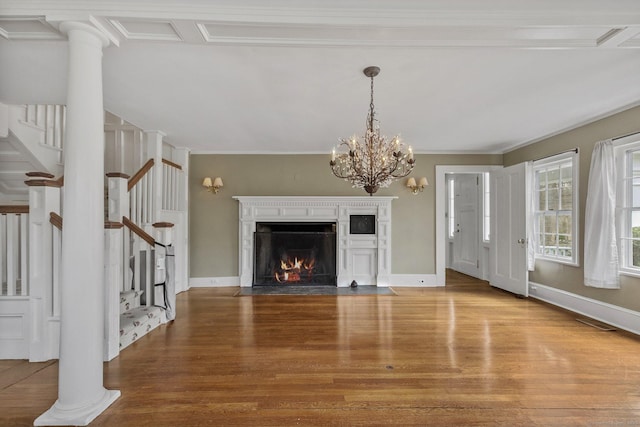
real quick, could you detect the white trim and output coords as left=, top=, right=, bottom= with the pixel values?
left=189, top=276, right=240, bottom=288
left=390, top=274, right=440, bottom=287
left=435, top=165, right=502, bottom=286
left=529, top=281, right=640, bottom=335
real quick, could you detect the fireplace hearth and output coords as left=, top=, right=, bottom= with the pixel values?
left=254, top=222, right=336, bottom=286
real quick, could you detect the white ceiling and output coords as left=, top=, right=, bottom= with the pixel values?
left=1, top=0, right=640, bottom=154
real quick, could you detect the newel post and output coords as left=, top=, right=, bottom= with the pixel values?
left=103, top=221, right=123, bottom=362
left=25, top=174, right=61, bottom=362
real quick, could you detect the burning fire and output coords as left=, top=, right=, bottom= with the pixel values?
left=274, top=256, right=316, bottom=283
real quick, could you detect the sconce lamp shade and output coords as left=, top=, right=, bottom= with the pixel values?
left=407, top=176, right=428, bottom=194
left=203, top=176, right=224, bottom=194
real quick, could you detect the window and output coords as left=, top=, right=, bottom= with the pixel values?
left=483, top=172, right=490, bottom=242
left=533, top=152, right=578, bottom=265
left=616, top=138, right=640, bottom=274
left=448, top=177, right=455, bottom=238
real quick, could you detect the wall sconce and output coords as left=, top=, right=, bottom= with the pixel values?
left=203, top=176, right=223, bottom=194
left=406, top=177, right=428, bottom=194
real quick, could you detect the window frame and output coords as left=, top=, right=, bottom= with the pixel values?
left=615, top=137, right=640, bottom=277
left=532, top=151, right=579, bottom=266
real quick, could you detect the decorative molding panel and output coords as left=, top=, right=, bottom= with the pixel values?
left=233, top=196, right=397, bottom=287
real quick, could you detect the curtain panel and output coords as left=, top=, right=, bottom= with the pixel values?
left=584, top=139, right=619, bottom=288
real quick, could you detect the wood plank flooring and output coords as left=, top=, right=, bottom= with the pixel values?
left=2, top=270, right=640, bottom=426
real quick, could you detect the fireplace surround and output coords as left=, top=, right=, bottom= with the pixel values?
left=233, top=196, right=396, bottom=287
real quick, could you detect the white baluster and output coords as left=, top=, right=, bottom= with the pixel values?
left=0, top=214, right=5, bottom=295
left=52, top=225, right=61, bottom=317
left=6, top=214, right=17, bottom=296
left=20, top=214, right=28, bottom=296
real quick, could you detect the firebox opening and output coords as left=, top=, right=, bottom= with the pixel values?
left=254, top=222, right=337, bottom=286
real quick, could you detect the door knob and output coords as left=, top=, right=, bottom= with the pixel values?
left=517, top=238, right=525, bottom=244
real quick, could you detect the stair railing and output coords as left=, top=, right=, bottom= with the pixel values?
left=128, top=159, right=155, bottom=226
left=161, top=158, right=183, bottom=211
left=21, top=104, right=66, bottom=152
left=0, top=206, right=29, bottom=297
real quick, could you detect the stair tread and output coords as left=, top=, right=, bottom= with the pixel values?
left=120, top=305, right=163, bottom=337
left=119, top=290, right=145, bottom=314
left=119, top=289, right=144, bottom=301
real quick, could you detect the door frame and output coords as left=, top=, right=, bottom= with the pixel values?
left=435, top=165, right=502, bottom=286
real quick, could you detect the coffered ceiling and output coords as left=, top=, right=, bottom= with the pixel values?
left=1, top=0, right=639, bottom=154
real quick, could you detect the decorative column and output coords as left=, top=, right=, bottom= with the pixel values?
left=35, top=21, right=120, bottom=426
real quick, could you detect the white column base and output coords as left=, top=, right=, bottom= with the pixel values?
left=34, top=389, right=120, bottom=426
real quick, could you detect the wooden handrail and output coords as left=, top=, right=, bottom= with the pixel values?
left=0, top=205, right=29, bottom=214
left=162, top=158, right=182, bottom=170
left=127, top=159, right=155, bottom=191
left=50, top=212, right=62, bottom=230
left=25, top=179, right=63, bottom=188
left=122, top=216, right=155, bottom=246
left=26, top=171, right=55, bottom=179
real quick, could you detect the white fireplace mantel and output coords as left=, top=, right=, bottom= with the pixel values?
left=233, top=196, right=396, bottom=287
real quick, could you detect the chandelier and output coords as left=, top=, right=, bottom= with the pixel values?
left=330, top=66, right=415, bottom=195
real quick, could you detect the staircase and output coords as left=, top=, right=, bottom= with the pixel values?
left=0, top=103, right=64, bottom=203
left=0, top=103, right=188, bottom=361
left=119, top=290, right=163, bottom=350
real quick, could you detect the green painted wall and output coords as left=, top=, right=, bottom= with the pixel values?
left=504, top=105, right=640, bottom=312
left=189, top=153, right=502, bottom=279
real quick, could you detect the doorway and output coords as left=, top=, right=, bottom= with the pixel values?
left=435, top=165, right=501, bottom=286
left=447, top=173, right=483, bottom=279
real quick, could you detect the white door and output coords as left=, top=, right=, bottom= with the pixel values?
left=452, top=174, right=481, bottom=278
left=490, top=163, right=528, bottom=296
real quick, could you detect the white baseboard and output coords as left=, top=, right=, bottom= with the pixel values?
left=189, top=276, right=240, bottom=288
left=390, top=274, right=441, bottom=287
left=529, top=281, right=640, bottom=335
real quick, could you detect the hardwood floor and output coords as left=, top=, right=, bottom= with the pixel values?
left=3, top=270, right=640, bottom=426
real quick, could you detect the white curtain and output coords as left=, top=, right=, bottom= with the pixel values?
left=526, top=162, right=536, bottom=271
left=584, top=139, right=619, bottom=288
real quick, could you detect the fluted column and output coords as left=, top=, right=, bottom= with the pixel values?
left=35, top=21, right=120, bottom=426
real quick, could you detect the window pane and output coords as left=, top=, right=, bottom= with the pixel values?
left=632, top=152, right=640, bottom=175
left=547, top=167, right=560, bottom=211
left=538, top=190, right=546, bottom=210
left=631, top=211, right=640, bottom=240
left=544, top=214, right=556, bottom=234
left=560, top=184, right=572, bottom=210
left=557, top=214, right=571, bottom=235
left=544, top=233, right=557, bottom=247
left=537, top=170, right=546, bottom=190
left=560, top=164, right=572, bottom=210
left=633, top=238, right=640, bottom=268
left=633, top=177, right=640, bottom=208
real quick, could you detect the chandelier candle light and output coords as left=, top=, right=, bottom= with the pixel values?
left=330, top=66, right=415, bottom=195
